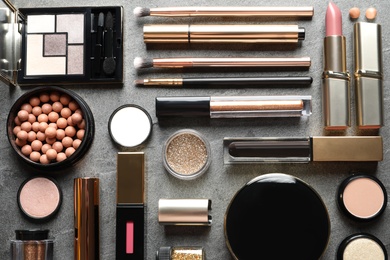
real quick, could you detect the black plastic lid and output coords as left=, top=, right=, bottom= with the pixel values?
left=156, top=246, right=172, bottom=260
left=298, top=27, right=305, bottom=40
left=156, top=97, right=210, bottom=118
left=15, top=230, right=49, bottom=240
left=225, top=173, right=330, bottom=260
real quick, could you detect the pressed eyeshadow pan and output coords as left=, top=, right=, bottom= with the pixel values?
left=337, top=233, right=388, bottom=260
left=17, top=176, right=62, bottom=221
left=26, top=13, right=85, bottom=76
left=337, top=174, right=387, bottom=222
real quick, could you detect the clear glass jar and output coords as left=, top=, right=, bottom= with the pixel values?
left=11, top=230, right=54, bottom=260
left=156, top=246, right=205, bottom=260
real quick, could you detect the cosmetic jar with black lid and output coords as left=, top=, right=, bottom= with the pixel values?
left=337, top=233, right=387, bottom=260
left=224, top=173, right=330, bottom=259
left=11, top=229, right=54, bottom=260
left=337, top=174, right=387, bottom=222
left=162, top=129, right=211, bottom=180
left=7, top=86, right=95, bottom=171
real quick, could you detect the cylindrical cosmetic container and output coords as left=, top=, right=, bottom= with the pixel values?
left=11, top=230, right=54, bottom=260
left=156, top=246, right=205, bottom=260
left=163, top=129, right=211, bottom=180
left=337, top=174, right=387, bottom=222
left=337, top=233, right=387, bottom=260
left=74, top=177, right=100, bottom=260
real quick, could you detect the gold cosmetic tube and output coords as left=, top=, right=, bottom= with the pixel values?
left=322, top=36, right=351, bottom=130
left=144, top=24, right=305, bottom=43
left=74, top=178, right=99, bottom=260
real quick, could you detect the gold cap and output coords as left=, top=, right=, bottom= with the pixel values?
left=158, top=199, right=212, bottom=226
left=74, top=178, right=99, bottom=260
left=117, top=152, right=144, bottom=204
left=354, top=22, right=383, bottom=129
left=312, top=136, right=382, bottom=162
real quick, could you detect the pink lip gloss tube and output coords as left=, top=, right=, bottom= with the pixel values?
left=116, top=152, right=145, bottom=260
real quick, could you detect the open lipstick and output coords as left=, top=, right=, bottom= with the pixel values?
left=323, top=1, right=350, bottom=130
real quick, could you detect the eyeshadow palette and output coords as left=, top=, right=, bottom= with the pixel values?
left=0, top=2, right=123, bottom=86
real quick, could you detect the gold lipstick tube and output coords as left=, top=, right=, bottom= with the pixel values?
left=74, top=178, right=100, bottom=260
left=144, top=24, right=305, bottom=43
left=146, top=6, right=314, bottom=17
left=354, top=22, right=383, bottom=129
left=322, top=36, right=350, bottom=130
left=152, top=57, right=311, bottom=68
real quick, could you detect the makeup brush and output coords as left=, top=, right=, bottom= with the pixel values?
left=133, top=6, right=314, bottom=18
left=103, top=11, right=116, bottom=75
left=133, top=57, right=311, bottom=69
left=134, top=76, right=313, bottom=87
left=94, top=12, right=104, bottom=75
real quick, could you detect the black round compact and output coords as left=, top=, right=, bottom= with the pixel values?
left=224, top=173, right=330, bottom=260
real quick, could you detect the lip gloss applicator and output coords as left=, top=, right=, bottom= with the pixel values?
left=323, top=1, right=350, bottom=130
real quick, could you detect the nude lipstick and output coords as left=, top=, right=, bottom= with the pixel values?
left=323, top=1, right=350, bottom=130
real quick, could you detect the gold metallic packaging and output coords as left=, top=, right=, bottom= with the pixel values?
left=144, top=24, right=305, bottom=44
left=354, top=22, right=383, bottom=129
left=74, top=178, right=100, bottom=260
left=158, top=199, right=212, bottom=226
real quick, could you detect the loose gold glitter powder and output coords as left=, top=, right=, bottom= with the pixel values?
left=171, top=248, right=204, bottom=260
left=166, top=133, right=208, bottom=175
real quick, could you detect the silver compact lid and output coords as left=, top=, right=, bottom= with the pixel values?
left=158, top=199, right=212, bottom=226
left=0, top=0, right=22, bottom=86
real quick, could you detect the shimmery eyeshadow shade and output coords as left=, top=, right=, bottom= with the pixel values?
left=44, top=34, right=67, bottom=56
left=338, top=174, right=387, bottom=222
left=337, top=233, right=388, bottom=260
left=68, top=45, right=84, bottom=74
left=17, top=176, right=62, bottom=221
left=56, top=14, right=85, bottom=44
left=163, top=129, right=211, bottom=180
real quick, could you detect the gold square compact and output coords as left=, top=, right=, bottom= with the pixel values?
left=0, top=1, right=123, bottom=86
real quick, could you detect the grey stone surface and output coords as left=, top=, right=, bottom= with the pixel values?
left=1, top=0, right=389, bottom=259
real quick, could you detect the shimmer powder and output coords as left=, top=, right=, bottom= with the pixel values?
left=18, top=176, right=62, bottom=221
left=338, top=174, right=387, bottom=221
left=337, top=233, right=387, bottom=260
left=163, top=129, right=211, bottom=180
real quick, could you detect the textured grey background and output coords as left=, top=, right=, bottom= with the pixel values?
left=1, top=0, right=389, bottom=259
